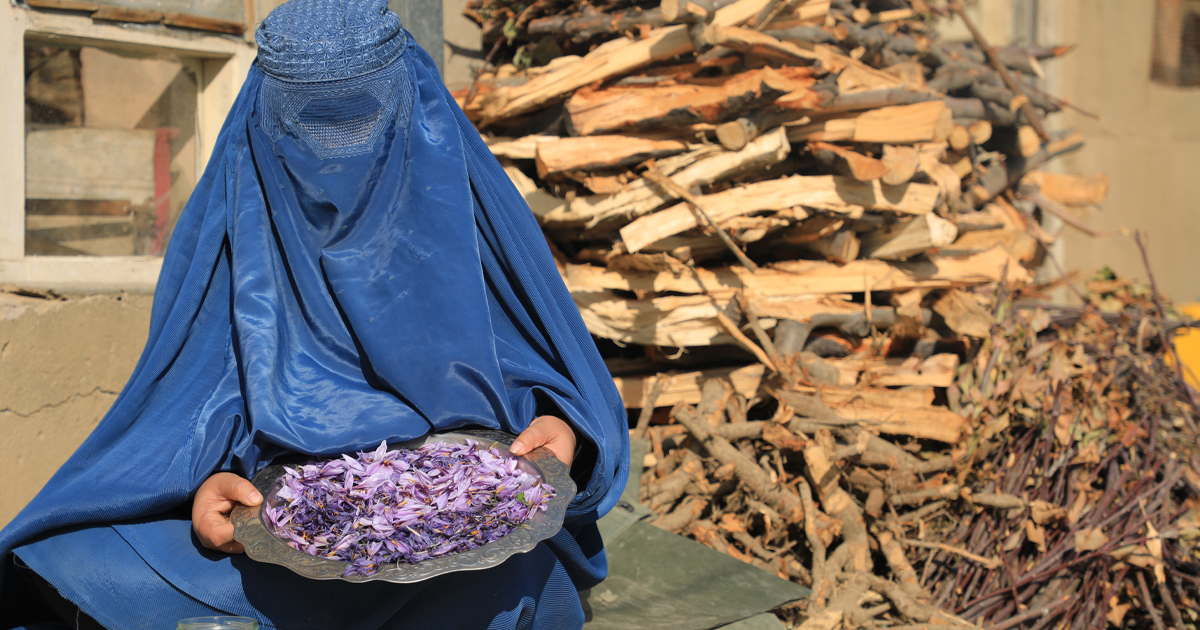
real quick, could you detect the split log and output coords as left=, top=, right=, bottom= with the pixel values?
left=881, top=144, right=920, bottom=185
left=968, top=119, right=993, bottom=144
left=613, top=364, right=767, bottom=408
left=819, top=87, right=942, bottom=113
left=811, top=388, right=966, bottom=443
left=1022, top=171, right=1109, bottom=205
left=809, top=142, right=888, bottom=182
left=499, top=159, right=562, bottom=219
left=942, top=228, right=1038, bottom=263
left=662, top=0, right=738, bottom=22
left=480, top=0, right=771, bottom=119
left=716, top=117, right=760, bottom=151
left=991, top=124, right=1042, bottom=159
left=621, top=176, right=940, bottom=252
left=858, top=213, right=959, bottom=260
left=534, top=136, right=690, bottom=177
left=799, top=229, right=861, bottom=264
left=527, top=6, right=666, bottom=42
left=565, top=246, right=1030, bottom=298
left=700, top=25, right=823, bottom=64
left=543, top=129, right=787, bottom=227
left=786, top=101, right=954, bottom=144
left=486, top=134, right=558, bottom=160
left=932, top=289, right=993, bottom=338
left=565, top=67, right=817, bottom=136
left=948, top=124, right=972, bottom=151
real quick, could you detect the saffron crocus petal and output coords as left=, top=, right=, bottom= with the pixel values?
left=267, top=440, right=556, bottom=576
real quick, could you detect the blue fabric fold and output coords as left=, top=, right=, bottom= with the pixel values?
left=1, top=9, right=627, bottom=628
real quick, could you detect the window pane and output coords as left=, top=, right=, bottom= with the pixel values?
left=25, top=43, right=198, bottom=256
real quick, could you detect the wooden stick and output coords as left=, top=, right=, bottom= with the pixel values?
left=898, top=537, right=1001, bottom=569
left=950, top=3, right=1050, bottom=142
left=641, top=168, right=759, bottom=272
left=674, top=406, right=804, bottom=521
left=799, top=479, right=829, bottom=607
left=715, top=310, right=779, bottom=372
left=633, top=374, right=672, bottom=438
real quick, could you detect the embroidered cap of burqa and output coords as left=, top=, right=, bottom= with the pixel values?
left=0, top=1, right=628, bottom=628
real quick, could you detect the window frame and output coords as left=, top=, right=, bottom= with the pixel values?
left=1152, top=0, right=1200, bottom=87
left=0, top=4, right=257, bottom=293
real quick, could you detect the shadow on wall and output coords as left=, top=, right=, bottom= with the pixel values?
left=0, top=291, right=153, bottom=528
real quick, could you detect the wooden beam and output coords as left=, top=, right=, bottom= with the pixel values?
left=24, top=8, right=244, bottom=57
left=0, top=256, right=162, bottom=293
left=0, top=3, right=26, bottom=258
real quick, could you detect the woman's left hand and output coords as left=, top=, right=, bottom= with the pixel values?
left=509, top=415, right=577, bottom=467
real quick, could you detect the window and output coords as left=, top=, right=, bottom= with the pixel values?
left=25, top=44, right=200, bottom=256
left=0, top=2, right=259, bottom=291
left=1152, top=0, right=1200, bottom=87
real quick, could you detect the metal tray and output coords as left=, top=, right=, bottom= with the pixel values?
left=231, top=428, right=574, bottom=583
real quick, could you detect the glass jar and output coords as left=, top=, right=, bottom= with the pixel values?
left=177, top=617, right=260, bottom=630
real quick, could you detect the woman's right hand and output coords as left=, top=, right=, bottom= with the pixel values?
left=192, top=472, right=262, bottom=554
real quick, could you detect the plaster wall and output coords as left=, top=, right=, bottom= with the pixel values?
left=0, top=293, right=152, bottom=528
left=1047, top=0, right=1200, bottom=304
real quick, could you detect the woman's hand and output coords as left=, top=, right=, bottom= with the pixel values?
left=509, top=415, right=577, bottom=467
left=192, top=472, right=262, bottom=554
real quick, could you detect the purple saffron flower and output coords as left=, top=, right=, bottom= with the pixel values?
left=264, top=439, right=556, bottom=577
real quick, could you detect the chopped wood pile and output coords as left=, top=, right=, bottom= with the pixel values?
left=457, top=1, right=1200, bottom=628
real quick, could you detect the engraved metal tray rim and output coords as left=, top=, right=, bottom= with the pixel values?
left=231, top=428, right=574, bottom=583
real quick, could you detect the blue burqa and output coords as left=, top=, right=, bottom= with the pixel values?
left=0, top=2, right=629, bottom=628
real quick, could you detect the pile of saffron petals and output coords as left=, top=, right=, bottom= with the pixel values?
left=262, top=440, right=555, bottom=576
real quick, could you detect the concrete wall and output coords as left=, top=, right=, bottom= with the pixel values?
left=0, top=292, right=151, bottom=528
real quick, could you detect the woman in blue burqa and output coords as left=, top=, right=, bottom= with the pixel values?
left=0, top=1, right=629, bottom=628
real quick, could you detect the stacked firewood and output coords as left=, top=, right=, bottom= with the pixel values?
left=457, top=1, right=1200, bottom=629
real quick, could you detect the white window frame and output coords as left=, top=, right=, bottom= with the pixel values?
left=0, top=3, right=258, bottom=293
